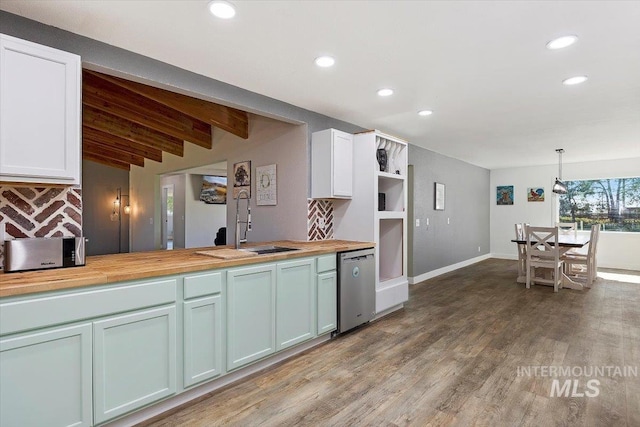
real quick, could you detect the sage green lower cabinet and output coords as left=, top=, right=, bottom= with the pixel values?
left=0, top=323, right=93, bottom=427
left=183, top=295, right=223, bottom=388
left=93, top=306, right=177, bottom=424
left=317, top=271, right=338, bottom=335
left=276, top=258, right=316, bottom=350
left=226, top=263, right=276, bottom=371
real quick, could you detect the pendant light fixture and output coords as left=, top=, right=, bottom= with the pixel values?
left=552, top=149, right=568, bottom=194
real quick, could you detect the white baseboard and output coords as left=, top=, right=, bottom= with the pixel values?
left=408, top=254, right=492, bottom=285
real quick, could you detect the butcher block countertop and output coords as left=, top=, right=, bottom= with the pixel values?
left=0, top=240, right=374, bottom=298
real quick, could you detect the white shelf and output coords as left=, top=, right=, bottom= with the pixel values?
left=376, top=211, right=405, bottom=220
left=378, top=276, right=408, bottom=290
left=377, top=171, right=405, bottom=180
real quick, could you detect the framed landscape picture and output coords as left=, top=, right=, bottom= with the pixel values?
left=497, top=185, right=514, bottom=205
left=199, top=175, right=227, bottom=204
left=527, top=187, right=545, bottom=202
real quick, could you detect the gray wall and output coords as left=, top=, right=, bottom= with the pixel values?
left=409, top=144, right=490, bottom=278
left=82, top=160, right=129, bottom=255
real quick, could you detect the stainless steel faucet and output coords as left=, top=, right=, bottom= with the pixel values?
left=235, top=189, right=251, bottom=248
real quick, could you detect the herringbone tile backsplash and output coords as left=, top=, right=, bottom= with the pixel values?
left=307, top=199, right=334, bottom=241
left=0, top=185, right=83, bottom=269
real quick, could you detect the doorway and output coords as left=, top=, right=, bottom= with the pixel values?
left=161, top=185, right=174, bottom=250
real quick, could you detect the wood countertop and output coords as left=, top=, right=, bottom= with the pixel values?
left=0, top=240, right=374, bottom=298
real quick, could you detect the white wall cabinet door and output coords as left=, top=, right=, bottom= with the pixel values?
left=0, top=323, right=93, bottom=427
left=0, top=34, right=81, bottom=185
left=311, top=128, right=353, bottom=198
left=93, top=306, right=177, bottom=424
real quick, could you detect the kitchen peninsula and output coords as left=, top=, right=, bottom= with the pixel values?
left=0, top=239, right=373, bottom=426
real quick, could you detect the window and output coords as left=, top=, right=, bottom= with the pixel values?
left=559, top=178, right=640, bottom=232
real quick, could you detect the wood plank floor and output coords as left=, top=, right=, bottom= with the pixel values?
left=141, top=259, right=640, bottom=427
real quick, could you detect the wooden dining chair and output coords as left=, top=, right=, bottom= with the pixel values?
left=526, top=226, right=564, bottom=292
left=515, top=223, right=527, bottom=277
left=556, top=222, right=577, bottom=230
left=563, top=225, right=600, bottom=287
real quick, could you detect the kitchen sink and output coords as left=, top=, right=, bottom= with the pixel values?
left=239, top=245, right=300, bottom=255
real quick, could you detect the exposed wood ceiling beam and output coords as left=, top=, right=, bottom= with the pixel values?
left=83, top=151, right=131, bottom=171
left=83, top=139, right=145, bottom=167
left=83, top=126, right=163, bottom=163
left=84, top=105, right=184, bottom=157
left=83, top=71, right=212, bottom=149
left=85, top=70, right=249, bottom=139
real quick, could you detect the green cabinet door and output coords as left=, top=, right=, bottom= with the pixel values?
left=317, top=271, right=338, bottom=335
left=276, top=258, right=316, bottom=350
left=0, top=323, right=92, bottom=427
left=183, top=295, right=223, bottom=388
left=227, top=263, right=276, bottom=371
left=93, top=306, right=177, bottom=424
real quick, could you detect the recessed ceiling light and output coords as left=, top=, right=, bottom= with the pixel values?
left=546, top=35, right=579, bottom=50
left=377, top=88, right=394, bottom=97
left=418, top=110, right=433, bottom=116
left=562, top=75, right=588, bottom=85
left=314, top=56, right=335, bottom=68
left=208, top=0, right=236, bottom=19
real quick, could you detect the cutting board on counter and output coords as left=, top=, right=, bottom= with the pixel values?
left=195, top=249, right=258, bottom=260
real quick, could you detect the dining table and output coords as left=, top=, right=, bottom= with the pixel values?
left=511, top=233, right=590, bottom=290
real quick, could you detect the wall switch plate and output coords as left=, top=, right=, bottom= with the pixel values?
left=478, top=246, right=481, bottom=252
left=416, top=219, right=420, bottom=227
left=447, top=217, right=450, bottom=225
left=426, top=218, right=429, bottom=226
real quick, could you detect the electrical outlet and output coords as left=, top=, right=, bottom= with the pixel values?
left=149, top=217, right=153, bottom=225
left=416, top=219, right=420, bottom=227
left=426, top=218, right=429, bottom=226
left=318, top=217, right=326, bottom=229
left=478, top=246, right=481, bottom=252
left=447, top=217, right=450, bottom=225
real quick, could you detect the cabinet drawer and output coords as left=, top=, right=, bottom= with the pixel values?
left=316, top=254, right=336, bottom=273
left=0, top=279, right=177, bottom=336
left=184, top=271, right=223, bottom=299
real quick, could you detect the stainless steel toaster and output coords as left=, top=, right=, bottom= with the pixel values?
left=3, top=237, right=86, bottom=273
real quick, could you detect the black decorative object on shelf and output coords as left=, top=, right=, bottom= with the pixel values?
left=376, top=148, right=387, bottom=172
left=378, top=193, right=386, bottom=211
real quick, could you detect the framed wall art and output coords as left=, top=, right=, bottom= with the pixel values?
left=233, top=160, right=251, bottom=199
left=434, top=182, right=445, bottom=210
left=527, top=187, right=545, bottom=202
left=497, top=185, right=514, bottom=205
left=199, top=175, right=227, bottom=204
left=256, top=164, right=277, bottom=206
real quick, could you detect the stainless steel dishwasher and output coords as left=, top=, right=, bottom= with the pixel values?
left=337, top=248, right=376, bottom=333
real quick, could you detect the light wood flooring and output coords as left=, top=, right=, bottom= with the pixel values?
left=142, top=259, right=640, bottom=426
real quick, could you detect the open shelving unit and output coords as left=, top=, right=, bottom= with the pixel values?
left=333, top=130, right=408, bottom=314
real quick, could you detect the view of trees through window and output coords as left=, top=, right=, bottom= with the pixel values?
left=559, top=178, right=640, bottom=232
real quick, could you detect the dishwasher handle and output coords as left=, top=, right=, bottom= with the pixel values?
left=344, top=254, right=373, bottom=262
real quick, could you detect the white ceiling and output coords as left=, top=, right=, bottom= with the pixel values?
left=2, top=0, right=640, bottom=170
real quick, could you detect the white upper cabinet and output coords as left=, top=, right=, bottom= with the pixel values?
left=311, top=128, right=353, bottom=198
left=0, top=34, right=81, bottom=185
